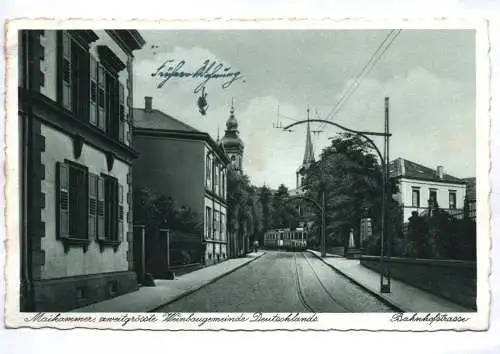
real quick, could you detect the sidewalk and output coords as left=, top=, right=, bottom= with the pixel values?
left=73, top=252, right=265, bottom=313
left=307, top=250, right=472, bottom=313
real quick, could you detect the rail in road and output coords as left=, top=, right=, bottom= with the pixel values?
left=293, top=252, right=351, bottom=312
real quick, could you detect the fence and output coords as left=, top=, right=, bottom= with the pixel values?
left=144, top=227, right=203, bottom=278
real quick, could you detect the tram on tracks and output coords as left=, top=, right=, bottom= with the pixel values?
left=264, top=228, right=307, bottom=251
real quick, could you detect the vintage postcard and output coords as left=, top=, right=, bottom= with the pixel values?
left=3, top=18, right=490, bottom=331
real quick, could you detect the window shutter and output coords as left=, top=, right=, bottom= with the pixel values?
left=57, top=162, right=70, bottom=239
left=118, top=183, right=124, bottom=242
left=88, top=173, right=97, bottom=239
left=118, top=83, right=125, bottom=143
left=97, top=176, right=105, bottom=240
left=89, top=56, right=98, bottom=126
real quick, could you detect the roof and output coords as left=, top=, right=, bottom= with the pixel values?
left=389, top=157, right=466, bottom=184
left=463, top=177, right=476, bottom=200
left=132, top=108, right=229, bottom=164
left=133, top=108, right=200, bottom=132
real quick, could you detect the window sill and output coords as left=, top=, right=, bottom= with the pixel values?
left=61, top=237, right=91, bottom=253
left=97, top=239, right=121, bottom=253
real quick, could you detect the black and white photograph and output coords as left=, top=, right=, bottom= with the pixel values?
left=4, top=19, right=490, bottom=330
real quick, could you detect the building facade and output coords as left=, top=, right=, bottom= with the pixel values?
left=19, top=30, right=145, bottom=311
left=133, top=97, right=230, bottom=267
left=389, top=158, right=467, bottom=223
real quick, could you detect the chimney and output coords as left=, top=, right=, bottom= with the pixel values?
left=145, top=96, right=153, bottom=112
left=399, top=158, right=405, bottom=176
left=437, top=165, right=444, bottom=179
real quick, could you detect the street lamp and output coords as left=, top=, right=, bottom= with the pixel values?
left=282, top=97, right=392, bottom=293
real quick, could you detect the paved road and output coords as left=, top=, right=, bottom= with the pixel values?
left=155, top=251, right=394, bottom=313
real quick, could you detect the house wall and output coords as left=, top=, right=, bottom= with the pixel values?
left=133, top=136, right=205, bottom=218
left=21, top=30, right=143, bottom=311
left=41, top=124, right=130, bottom=279
left=204, top=195, right=228, bottom=265
left=398, top=178, right=467, bottom=222
left=39, top=31, right=57, bottom=100
left=39, top=30, right=133, bottom=147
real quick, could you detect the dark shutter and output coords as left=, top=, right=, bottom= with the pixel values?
left=118, top=183, right=124, bottom=242
left=88, top=173, right=97, bottom=239
left=56, top=31, right=63, bottom=104
left=57, top=162, right=70, bottom=239
left=97, top=176, right=105, bottom=240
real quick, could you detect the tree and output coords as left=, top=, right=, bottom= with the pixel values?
left=303, top=133, right=383, bottom=249
left=270, top=184, right=298, bottom=229
left=227, top=168, right=264, bottom=254
left=133, top=187, right=202, bottom=234
left=257, top=185, right=273, bottom=244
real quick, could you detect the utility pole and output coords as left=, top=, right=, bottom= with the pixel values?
left=321, top=190, right=326, bottom=257
left=321, top=155, right=326, bottom=257
left=380, top=96, right=391, bottom=293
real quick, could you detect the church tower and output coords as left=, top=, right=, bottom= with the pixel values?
left=221, top=100, right=245, bottom=173
left=296, top=108, right=315, bottom=190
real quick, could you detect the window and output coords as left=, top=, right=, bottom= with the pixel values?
left=119, top=82, right=125, bottom=143
left=429, top=189, right=437, bottom=207
left=96, top=174, right=124, bottom=243
left=449, top=190, right=457, bottom=210
left=214, top=210, right=219, bottom=240
left=214, top=165, right=219, bottom=194
left=58, top=162, right=123, bottom=245
left=411, top=188, right=420, bottom=208
left=103, top=175, right=120, bottom=241
left=57, top=162, right=88, bottom=239
left=205, top=207, right=212, bottom=239
left=62, top=31, right=72, bottom=110
left=220, top=212, right=225, bottom=240
left=97, top=64, right=106, bottom=131
left=221, top=170, right=225, bottom=198
left=89, top=56, right=98, bottom=126
left=206, top=155, right=212, bottom=186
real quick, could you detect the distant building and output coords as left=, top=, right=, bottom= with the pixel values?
left=389, top=158, right=467, bottom=223
left=220, top=102, right=248, bottom=256
left=19, top=30, right=146, bottom=311
left=133, top=97, right=230, bottom=267
left=221, top=102, right=244, bottom=174
left=291, top=110, right=316, bottom=230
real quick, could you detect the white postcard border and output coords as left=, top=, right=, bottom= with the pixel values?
left=3, top=17, right=491, bottom=331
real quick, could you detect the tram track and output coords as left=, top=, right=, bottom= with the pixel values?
left=301, top=252, right=351, bottom=312
left=293, top=252, right=352, bottom=312
left=293, top=253, right=316, bottom=312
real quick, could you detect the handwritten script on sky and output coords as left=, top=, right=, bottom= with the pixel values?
left=151, top=59, right=245, bottom=93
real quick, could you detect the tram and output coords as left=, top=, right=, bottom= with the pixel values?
left=263, top=228, right=307, bottom=251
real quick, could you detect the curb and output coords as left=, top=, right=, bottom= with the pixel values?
left=306, top=250, right=405, bottom=312
left=149, top=252, right=266, bottom=312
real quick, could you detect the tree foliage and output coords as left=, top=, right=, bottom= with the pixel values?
left=134, top=187, right=202, bottom=234
left=303, top=133, right=384, bottom=247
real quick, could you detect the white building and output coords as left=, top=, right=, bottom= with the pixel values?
left=19, top=30, right=145, bottom=311
left=389, top=158, right=467, bottom=223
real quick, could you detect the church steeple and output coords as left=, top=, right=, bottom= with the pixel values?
left=296, top=107, right=315, bottom=190
left=221, top=98, right=244, bottom=173
left=302, top=108, right=315, bottom=167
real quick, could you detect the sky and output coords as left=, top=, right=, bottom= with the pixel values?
left=133, top=29, right=476, bottom=190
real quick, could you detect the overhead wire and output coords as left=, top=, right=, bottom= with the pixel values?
left=318, top=29, right=402, bottom=130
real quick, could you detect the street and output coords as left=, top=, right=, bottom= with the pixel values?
left=155, top=251, right=394, bottom=313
